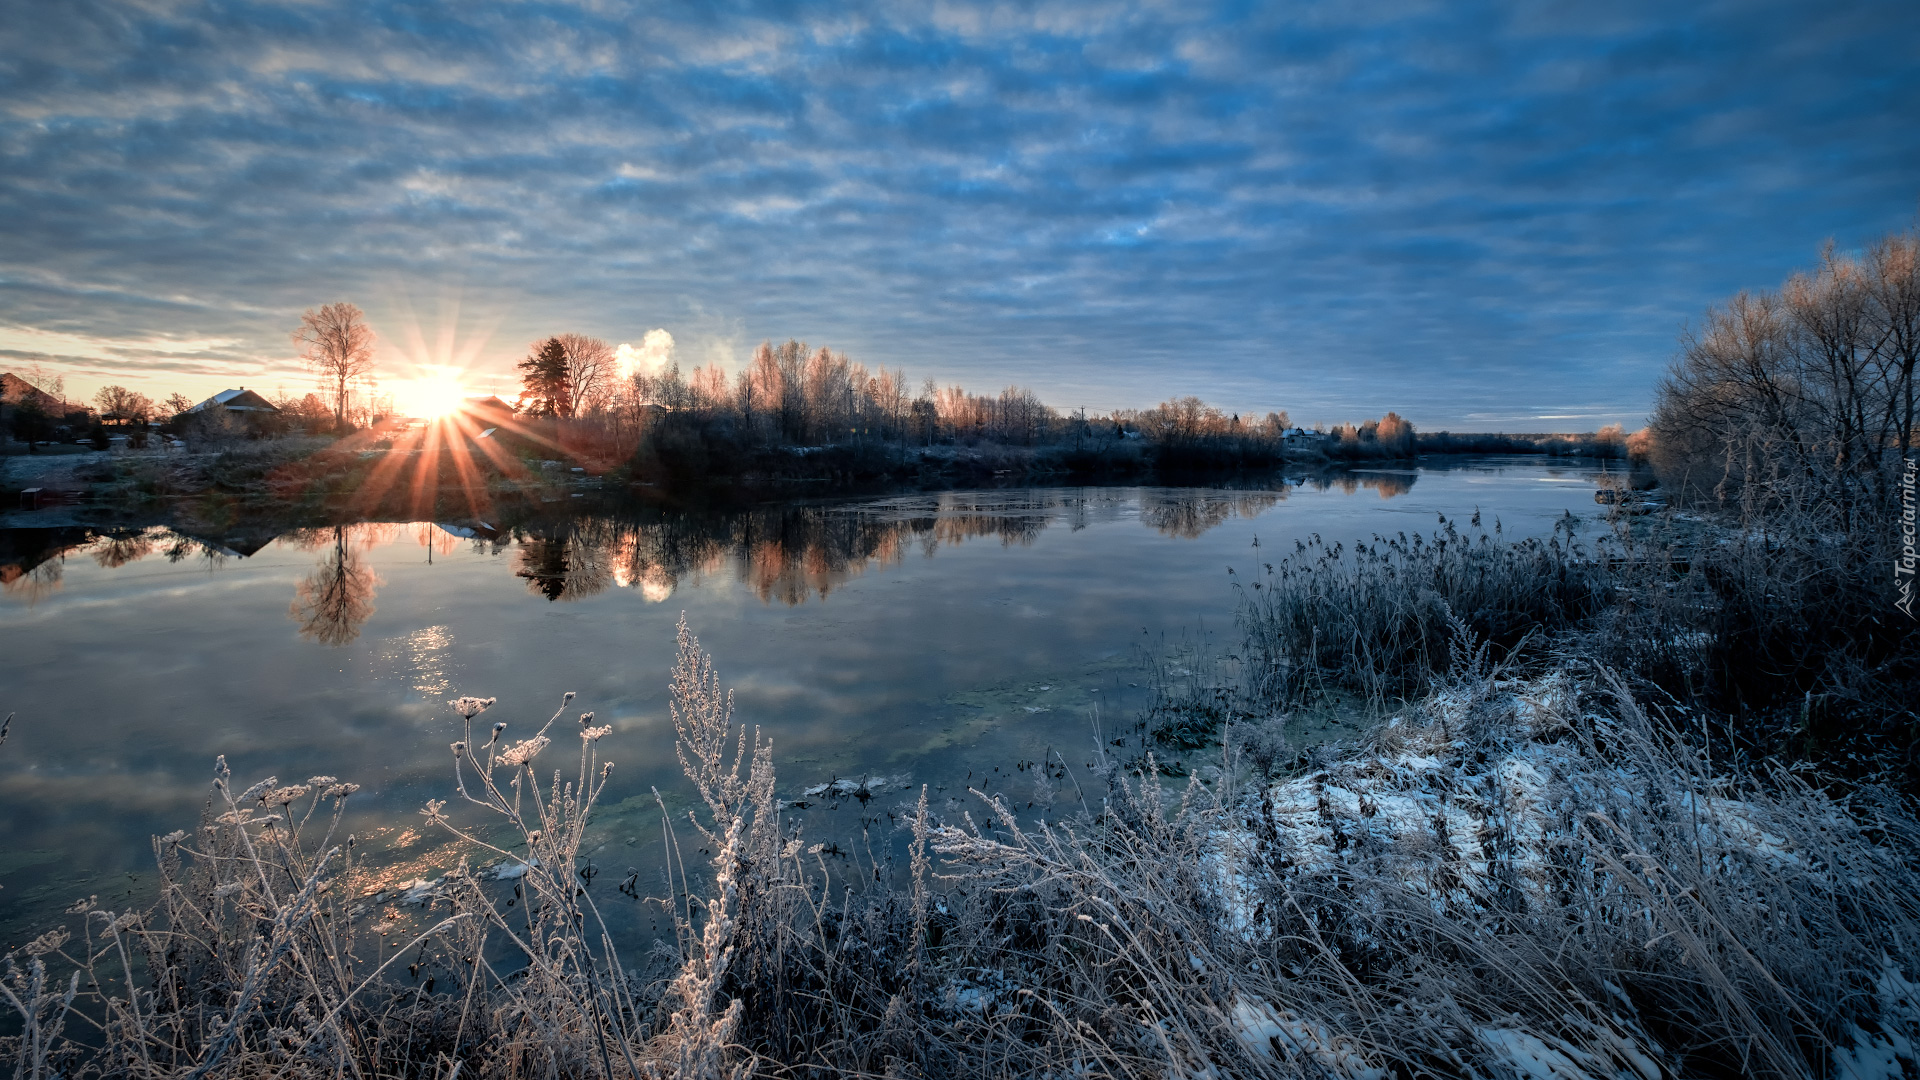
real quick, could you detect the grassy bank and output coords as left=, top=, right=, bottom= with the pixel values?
left=6, top=609, right=1917, bottom=1079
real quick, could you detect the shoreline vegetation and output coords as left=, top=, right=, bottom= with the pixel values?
left=0, top=416, right=1637, bottom=520
left=6, top=326, right=1633, bottom=513
left=3, top=233, right=1918, bottom=1078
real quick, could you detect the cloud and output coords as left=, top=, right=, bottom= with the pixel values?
left=615, top=329, right=675, bottom=378
left=0, top=0, right=1915, bottom=426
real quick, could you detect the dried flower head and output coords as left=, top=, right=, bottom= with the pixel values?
left=579, top=711, right=595, bottom=726
left=449, top=696, right=497, bottom=720
left=562, top=691, right=576, bottom=702
left=107, top=913, right=140, bottom=934
left=237, top=777, right=278, bottom=803
left=213, top=883, right=244, bottom=898
left=159, top=830, right=188, bottom=845
left=601, top=762, right=615, bottom=778
left=581, top=725, right=612, bottom=742
left=66, top=896, right=97, bottom=914
left=216, top=809, right=256, bottom=825
left=306, top=775, right=337, bottom=787
left=23, top=928, right=69, bottom=956
left=324, top=782, right=361, bottom=799
left=263, top=785, right=311, bottom=806
left=421, top=799, right=448, bottom=820
left=496, top=735, right=549, bottom=768
left=451, top=741, right=466, bottom=755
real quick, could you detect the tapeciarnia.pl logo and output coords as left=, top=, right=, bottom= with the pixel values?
left=1899, top=456, right=1917, bottom=618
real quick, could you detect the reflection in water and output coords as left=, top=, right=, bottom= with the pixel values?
left=516, top=526, right=615, bottom=601
left=511, top=490, right=1178, bottom=604
left=1141, top=490, right=1285, bottom=538
left=90, top=528, right=157, bottom=569
left=1326, top=471, right=1419, bottom=499
left=0, top=482, right=1378, bottom=613
left=288, top=527, right=381, bottom=645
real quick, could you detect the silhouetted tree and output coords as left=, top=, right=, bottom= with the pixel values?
left=293, top=302, right=377, bottom=429
left=518, top=337, right=571, bottom=417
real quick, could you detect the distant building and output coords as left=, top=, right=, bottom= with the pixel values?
left=183, top=388, right=281, bottom=416
left=1282, top=427, right=1329, bottom=452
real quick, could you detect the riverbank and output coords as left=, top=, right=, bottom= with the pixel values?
left=7, top=420, right=1579, bottom=519
left=7, top=630, right=1914, bottom=1080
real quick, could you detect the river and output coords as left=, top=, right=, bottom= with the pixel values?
left=0, top=456, right=1621, bottom=943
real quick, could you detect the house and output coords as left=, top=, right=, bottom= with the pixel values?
left=1, top=373, right=68, bottom=414
left=182, top=388, right=281, bottom=416
left=1282, top=427, right=1329, bottom=452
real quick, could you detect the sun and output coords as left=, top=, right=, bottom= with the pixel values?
left=394, top=367, right=470, bottom=420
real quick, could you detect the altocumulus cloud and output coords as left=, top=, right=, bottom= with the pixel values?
left=0, top=0, right=1916, bottom=425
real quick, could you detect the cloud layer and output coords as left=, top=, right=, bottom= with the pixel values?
left=2, top=0, right=1916, bottom=426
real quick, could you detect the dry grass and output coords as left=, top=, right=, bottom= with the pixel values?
left=6, top=617, right=1917, bottom=1078
left=1234, top=511, right=1615, bottom=711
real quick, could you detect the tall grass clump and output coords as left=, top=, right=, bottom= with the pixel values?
left=1235, top=510, right=1616, bottom=710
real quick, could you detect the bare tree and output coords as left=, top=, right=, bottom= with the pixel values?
left=162, top=392, right=194, bottom=418
left=93, top=385, right=153, bottom=424
left=1650, top=229, right=1920, bottom=522
left=557, top=333, right=616, bottom=416
left=292, top=302, right=376, bottom=429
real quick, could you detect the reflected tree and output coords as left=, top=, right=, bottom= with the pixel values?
left=515, top=524, right=613, bottom=602
left=288, top=526, right=379, bottom=645
left=1142, top=491, right=1283, bottom=538
left=91, top=528, right=158, bottom=568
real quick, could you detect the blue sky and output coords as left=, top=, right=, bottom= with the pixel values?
left=1, top=0, right=1916, bottom=429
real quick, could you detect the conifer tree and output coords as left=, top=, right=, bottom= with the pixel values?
left=517, top=337, right=571, bottom=417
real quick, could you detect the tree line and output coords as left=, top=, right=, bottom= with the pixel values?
left=513, top=332, right=1348, bottom=460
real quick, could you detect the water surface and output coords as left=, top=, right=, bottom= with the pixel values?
left=0, top=457, right=1619, bottom=941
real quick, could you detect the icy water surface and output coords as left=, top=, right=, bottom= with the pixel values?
left=0, top=457, right=1619, bottom=941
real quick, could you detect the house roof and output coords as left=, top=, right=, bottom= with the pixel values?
left=186, top=388, right=280, bottom=413
left=0, top=373, right=66, bottom=411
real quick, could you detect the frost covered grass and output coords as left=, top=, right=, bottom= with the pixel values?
left=1235, top=511, right=1614, bottom=711
left=1212, top=662, right=1920, bottom=1078
left=1235, top=503, right=1918, bottom=789
left=6, top=618, right=1917, bottom=1078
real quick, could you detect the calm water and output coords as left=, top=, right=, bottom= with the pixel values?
left=0, top=457, right=1617, bottom=941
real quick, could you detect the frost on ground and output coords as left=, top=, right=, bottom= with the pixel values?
left=1199, top=668, right=1920, bottom=1079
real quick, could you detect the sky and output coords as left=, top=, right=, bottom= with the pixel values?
left=1, top=0, right=1916, bottom=430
